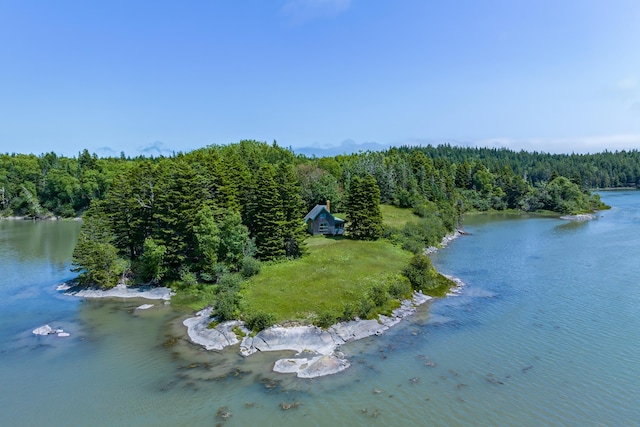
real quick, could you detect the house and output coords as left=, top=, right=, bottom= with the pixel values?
left=304, top=202, right=345, bottom=236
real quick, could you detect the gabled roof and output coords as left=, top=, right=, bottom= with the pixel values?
left=304, top=204, right=329, bottom=221
left=304, top=204, right=346, bottom=224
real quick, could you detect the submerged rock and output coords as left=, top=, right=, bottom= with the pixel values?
left=32, top=325, right=54, bottom=335
left=136, top=304, right=154, bottom=310
left=33, top=324, right=70, bottom=337
left=560, top=214, right=595, bottom=221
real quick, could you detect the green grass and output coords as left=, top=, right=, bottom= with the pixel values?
left=380, top=204, right=420, bottom=228
left=169, top=283, right=217, bottom=311
left=333, top=205, right=419, bottom=229
left=240, top=237, right=412, bottom=324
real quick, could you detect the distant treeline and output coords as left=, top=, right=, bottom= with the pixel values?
left=1, top=143, right=635, bottom=220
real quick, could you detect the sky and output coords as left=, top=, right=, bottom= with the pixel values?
left=1, top=0, right=640, bottom=157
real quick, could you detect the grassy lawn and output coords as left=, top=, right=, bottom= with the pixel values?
left=332, top=205, right=419, bottom=229
left=380, top=204, right=420, bottom=228
left=240, top=237, right=411, bottom=323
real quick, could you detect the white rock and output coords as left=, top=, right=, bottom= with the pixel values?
left=57, top=332, right=70, bottom=337
left=64, top=284, right=174, bottom=301
left=182, top=308, right=248, bottom=351
left=136, top=304, right=154, bottom=310
left=32, top=325, right=54, bottom=335
left=187, top=291, right=436, bottom=378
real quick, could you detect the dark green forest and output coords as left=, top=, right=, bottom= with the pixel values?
left=0, top=141, right=625, bottom=291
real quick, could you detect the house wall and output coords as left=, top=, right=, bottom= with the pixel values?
left=306, top=206, right=344, bottom=235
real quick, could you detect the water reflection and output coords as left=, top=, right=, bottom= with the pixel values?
left=0, top=220, right=80, bottom=266
left=552, top=219, right=590, bottom=235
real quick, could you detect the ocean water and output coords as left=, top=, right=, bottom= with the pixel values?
left=1, top=191, right=639, bottom=426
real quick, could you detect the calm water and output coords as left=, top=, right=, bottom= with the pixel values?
left=1, top=191, right=639, bottom=426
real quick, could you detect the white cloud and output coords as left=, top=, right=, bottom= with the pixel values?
left=282, top=0, right=352, bottom=23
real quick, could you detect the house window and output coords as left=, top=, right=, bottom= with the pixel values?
left=319, top=222, right=329, bottom=232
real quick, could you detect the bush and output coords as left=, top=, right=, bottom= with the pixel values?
left=218, top=273, right=243, bottom=292
left=246, top=312, right=275, bottom=332
left=179, top=266, right=198, bottom=288
left=403, top=254, right=438, bottom=291
left=357, top=297, right=374, bottom=319
left=213, top=290, right=239, bottom=321
left=401, top=236, right=424, bottom=254
left=369, top=282, right=389, bottom=307
left=315, top=311, right=336, bottom=329
left=388, top=275, right=412, bottom=299
left=341, top=303, right=356, bottom=321
left=241, top=256, right=261, bottom=278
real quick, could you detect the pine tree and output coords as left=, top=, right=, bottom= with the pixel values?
left=346, top=174, right=383, bottom=240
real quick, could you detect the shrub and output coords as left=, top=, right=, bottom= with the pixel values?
left=388, top=275, right=412, bottom=299
left=357, top=297, right=374, bottom=319
left=401, top=236, right=424, bottom=254
left=241, top=256, right=261, bottom=278
left=213, top=290, right=239, bottom=321
left=315, top=311, right=336, bottom=329
left=341, top=303, right=356, bottom=321
left=403, top=254, right=438, bottom=291
left=218, top=273, right=243, bottom=292
left=179, top=266, right=198, bottom=288
left=246, top=312, right=275, bottom=332
left=369, top=282, right=389, bottom=307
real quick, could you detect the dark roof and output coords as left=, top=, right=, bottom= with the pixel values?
left=304, top=205, right=346, bottom=224
left=304, top=205, right=329, bottom=221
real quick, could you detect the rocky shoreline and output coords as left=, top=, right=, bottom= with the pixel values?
left=183, top=292, right=433, bottom=378
left=57, top=231, right=464, bottom=378
left=58, top=283, right=173, bottom=300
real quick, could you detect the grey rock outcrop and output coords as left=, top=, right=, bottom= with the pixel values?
left=183, top=307, right=250, bottom=351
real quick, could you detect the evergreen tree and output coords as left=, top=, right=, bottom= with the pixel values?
left=276, top=162, right=307, bottom=258
left=217, top=209, right=252, bottom=269
left=193, top=205, right=221, bottom=277
left=137, top=238, right=167, bottom=283
left=72, top=208, right=129, bottom=288
left=252, top=164, right=285, bottom=261
left=346, top=174, right=383, bottom=240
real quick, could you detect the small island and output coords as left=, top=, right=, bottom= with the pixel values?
left=3, top=141, right=610, bottom=376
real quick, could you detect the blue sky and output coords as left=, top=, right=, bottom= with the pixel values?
left=1, top=0, right=640, bottom=157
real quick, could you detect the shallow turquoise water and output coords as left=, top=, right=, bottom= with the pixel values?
left=1, top=191, right=639, bottom=426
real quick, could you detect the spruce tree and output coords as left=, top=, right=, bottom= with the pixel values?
left=346, top=174, right=383, bottom=240
left=252, top=164, right=285, bottom=261
left=276, top=162, right=307, bottom=258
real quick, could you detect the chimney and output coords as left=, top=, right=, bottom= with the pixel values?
left=326, top=200, right=330, bottom=213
